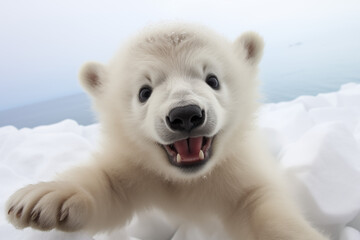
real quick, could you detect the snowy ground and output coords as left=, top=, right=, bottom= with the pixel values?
left=1, top=83, right=360, bottom=240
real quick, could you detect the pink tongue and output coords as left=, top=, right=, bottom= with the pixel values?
left=173, top=137, right=203, bottom=162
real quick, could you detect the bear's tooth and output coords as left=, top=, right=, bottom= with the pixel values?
left=176, top=154, right=182, bottom=163
left=199, top=150, right=204, bottom=160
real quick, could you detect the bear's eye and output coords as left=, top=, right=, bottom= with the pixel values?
left=205, top=74, right=220, bottom=90
left=138, top=86, right=152, bottom=103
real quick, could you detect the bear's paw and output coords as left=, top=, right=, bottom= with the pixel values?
left=6, top=182, right=94, bottom=232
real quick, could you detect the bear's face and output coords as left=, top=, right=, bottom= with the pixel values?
left=79, top=24, right=263, bottom=181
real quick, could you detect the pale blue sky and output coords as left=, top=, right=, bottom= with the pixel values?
left=1, top=0, right=360, bottom=110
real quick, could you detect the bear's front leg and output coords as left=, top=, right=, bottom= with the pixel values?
left=6, top=166, right=132, bottom=232
left=224, top=187, right=328, bottom=240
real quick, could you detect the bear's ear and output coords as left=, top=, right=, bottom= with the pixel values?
left=79, top=62, right=106, bottom=96
left=234, top=32, right=264, bottom=66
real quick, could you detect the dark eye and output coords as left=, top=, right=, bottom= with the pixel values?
left=205, top=74, right=220, bottom=90
left=139, top=86, right=152, bottom=103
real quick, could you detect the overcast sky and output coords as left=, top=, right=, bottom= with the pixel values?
left=1, top=0, right=360, bottom=110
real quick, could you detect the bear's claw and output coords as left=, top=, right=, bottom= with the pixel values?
left=6, top=182, right=94, bottom=231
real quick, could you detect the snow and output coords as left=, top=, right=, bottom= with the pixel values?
left=1, top=83, right=360, bottom=240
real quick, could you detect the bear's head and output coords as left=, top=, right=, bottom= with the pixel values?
left=79, top=23, right=263, bottom=181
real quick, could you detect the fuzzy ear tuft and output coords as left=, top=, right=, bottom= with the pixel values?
left=234, top=32, right=264, bottom=65
left=78, top=62, right=106, bottom=96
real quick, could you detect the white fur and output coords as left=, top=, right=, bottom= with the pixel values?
left=6, top=23, right=328, bottom=239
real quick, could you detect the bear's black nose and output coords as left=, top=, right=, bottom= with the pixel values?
left=166, top=105, right=205, bottom=132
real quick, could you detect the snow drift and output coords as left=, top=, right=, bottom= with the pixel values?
left=1, top=83, right=359, bottom=240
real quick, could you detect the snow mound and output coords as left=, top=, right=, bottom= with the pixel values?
left=1, top=83, right=360, bottom=240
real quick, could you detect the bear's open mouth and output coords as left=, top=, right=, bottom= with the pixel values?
left=163, top=136, right=213, bottom=170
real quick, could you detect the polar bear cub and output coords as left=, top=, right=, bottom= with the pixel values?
left=6, top=23, right=327, bottom=240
